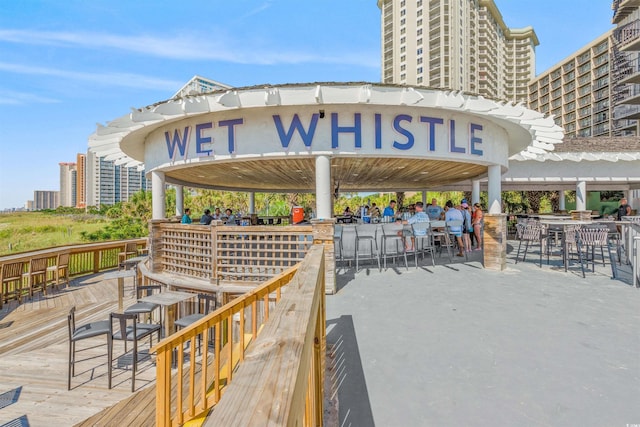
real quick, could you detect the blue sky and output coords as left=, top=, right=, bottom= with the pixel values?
left=0, top=0, right=614, bottom=210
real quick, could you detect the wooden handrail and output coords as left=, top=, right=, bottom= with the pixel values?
left=0, top=238, right=147, bottom=307
left=151, top=244, right=325, bottom=427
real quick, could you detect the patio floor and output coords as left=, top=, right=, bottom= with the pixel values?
left=326, top=240, right=640, bottom=427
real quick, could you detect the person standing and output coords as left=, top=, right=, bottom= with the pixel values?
left=617, top=198, right=632, bottom=220
left=383, top=200, right=397, bottom=221
left=460, top=201, right=472, bottom=253
left=444, top=200, right=464, bottom=257
left=181, top=208, right=192, bottom=224
left=426, top=198, right=443, bottom=221
left=472, top=203, right=484, bottom=250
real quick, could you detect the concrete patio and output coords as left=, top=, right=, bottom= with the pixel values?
left=326, top=241, right=640, bottom=427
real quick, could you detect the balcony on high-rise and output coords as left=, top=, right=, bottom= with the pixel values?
left=612, top=0, right=640, bottom=25
left=614, top=19, right=640, bottom=51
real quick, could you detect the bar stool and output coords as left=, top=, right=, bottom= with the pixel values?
left=380, top=223, right=408, bottom=270
left=354, top=224, right=380, bottom=271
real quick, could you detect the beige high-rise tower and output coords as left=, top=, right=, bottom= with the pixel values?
left=377, top=0, right=538, bottom=103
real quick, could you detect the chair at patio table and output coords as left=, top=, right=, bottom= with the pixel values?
left=575, top=225, right=618, bottom=279
left=108, top=312, right=162, bottom=392
left=67, top=306, right=110, bottom=390
left=515, top=221, right=545, bottom=267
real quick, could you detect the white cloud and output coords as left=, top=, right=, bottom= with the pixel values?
left=0, top=89, right=60, bottom=105
left=0, top=61, right=183, bottom=91
left=0, top=28, right=378, bottom=67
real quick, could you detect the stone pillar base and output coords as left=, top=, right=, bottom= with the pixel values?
left=570, top=210, right=592, bottom=221
left=483, top=214, right=507, bottom=271
left=311, top=219, right=336, bottom=294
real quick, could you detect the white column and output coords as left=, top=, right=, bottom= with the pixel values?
left=487, top=165, right=502, bottom=214
left=249, top=192, right=256, bottom=214
left=559, top=190, right=566, bottom=211
left=471, top=180, right=480, bottom=205
left=576, top=181, right=587, bottom=211
left=315, top=155, right=332, bottom=219
left=421, top=191, right=427, bottom=205
left=175, top=185, right=184, bottom=217
left=151, top=171, right=166, bottom=220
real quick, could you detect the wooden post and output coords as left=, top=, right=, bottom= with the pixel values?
left=483, top=214, right=507, bottom=271
left=149, top=219, right=165, bottom=274
left=311, top=219, right=336, bottom=294
left=210, top=220, right=222, bottom=284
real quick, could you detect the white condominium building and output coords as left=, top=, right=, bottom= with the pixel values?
left=377, top=0, right=538, bottom=103
left=528, top=32, right=614, bottom=138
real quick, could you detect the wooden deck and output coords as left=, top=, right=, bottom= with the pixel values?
left=0, top=272, right=158, bottom=427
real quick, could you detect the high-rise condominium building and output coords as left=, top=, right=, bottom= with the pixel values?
left=33, top=190, right=59, bottom=210
left=611, top=1, right=640, bottom=136
left=86, top=150, right=149, bottom=207
left=377, top=0, right=538, bottom=103
left=76, top=153, right=87, bottom=209
left=59, top=162, right=77, bottom=207
left=528, top=32, right=614, bottom=138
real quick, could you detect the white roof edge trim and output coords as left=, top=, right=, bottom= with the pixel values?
left=88, top=83, right=564, bottom=165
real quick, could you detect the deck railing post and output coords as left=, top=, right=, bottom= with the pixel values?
left=311, top=219, right=336, bottom=294
left=210, top=220, right=223, bottom=283
left=149, top=220, right=165, bottom=274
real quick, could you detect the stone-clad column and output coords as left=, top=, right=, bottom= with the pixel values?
left=311, top=219, right=336, bottom=294
left=483, top=214, right=507, bottom=271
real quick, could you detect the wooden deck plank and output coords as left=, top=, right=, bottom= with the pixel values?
left=0, top=271, right=157, bottom=427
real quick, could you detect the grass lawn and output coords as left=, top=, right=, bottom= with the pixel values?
left=0, top=211, right=110, bottom=256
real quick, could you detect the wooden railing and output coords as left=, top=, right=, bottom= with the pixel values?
left=0, top=239, right=146, bottom=305
left=151, top=221, right=314, bottom=285
left=152, top=244, right=325, bottom=427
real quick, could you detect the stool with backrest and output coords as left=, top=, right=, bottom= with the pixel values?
left=67, top=306, right=110, bottom=390
left=124, top=284, right=162, bottom=325
left=118, top=242, right=138, bottom=270
left=1, top=261, right=27, bottom=307
left=175, top=293, right=217, bottom=354
left=355, top=224, right=381, bottom=271
left=334, top=224, right=343, bottom=263
left=411, top=222, right=435, bottom=267
left=380, top=223, right=408, bottom=270
left=26, top=257, right=50, bottom=298
left=446, top=220, right=468, bottom=261
left=429, top=220, right=453, bottom=262
left=108, top=312, right=161, bottom=392
left=47, top=252, right=70, bottom=290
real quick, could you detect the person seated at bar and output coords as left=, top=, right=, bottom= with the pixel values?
left=343, top=206, right=352, bottom=217
left=212, top=207, right=222, bottom=220
left=181, top=208, right=192, bottom=224
left=402, top=201, right=430, bottom=251
left=224, top=208, right=237, bottom=225
left=199, top=209, right=214, bottom=225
